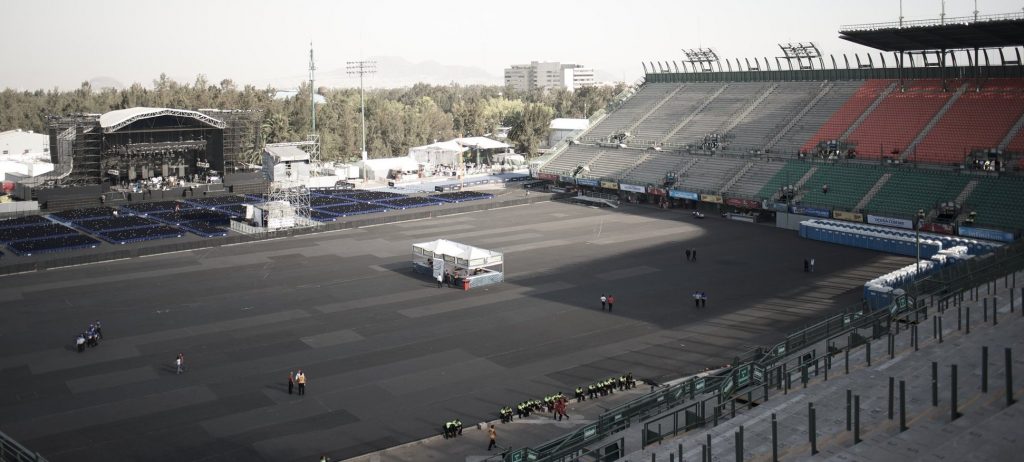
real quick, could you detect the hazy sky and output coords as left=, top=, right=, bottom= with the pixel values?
left=1, top=0, right=1021, bottom=90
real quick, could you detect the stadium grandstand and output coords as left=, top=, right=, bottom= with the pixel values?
left=4, top=9, right=1024, bottom=462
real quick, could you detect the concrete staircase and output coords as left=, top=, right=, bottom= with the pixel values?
left=765, top=82, right=833, bottom=152
left=903, top=83, right=969, bottom=161
left=955, top=179, right=980, bottom=205
left=840, top=82, right=899, bottom=142
left=855, top=172, right=893, bottom=211
left=721, top=84, right=778, bottom=135
left=718, top=162, right=755, bottom=195
left=625, top=85, right=687, bottom=137
left=998, top=110, right=1024, bottom=151
left=660, top=85, right=730, bottom=145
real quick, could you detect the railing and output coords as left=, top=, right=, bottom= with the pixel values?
left=505, top=239, right=1024, bottom=461
left=0, top=429, right=47, bottom=462
left=840, top=12, right=1024, bottom=32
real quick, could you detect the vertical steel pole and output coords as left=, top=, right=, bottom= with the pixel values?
left=888, top=376, right=895, bottom=419
left=771, top=413, right=778, bottom=462
left=982, top=346, right=989, bottom=393
left=854, top=394, right=861, bottom=444
left=846, top=389, right=852, bottom=430
left=1008, top=348, right=1016, bottom=407
left=932, top=361, right=939, bottom=407
left=952, top=364, right=960, bottom=420
left=899, top=379, right=908, bottom=432
left=809, top=403, right=818, bottom=455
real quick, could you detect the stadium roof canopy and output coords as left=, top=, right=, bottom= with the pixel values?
left=839, top=12, right=1024, bottom=51
left=99, top=107, right=227, bottom=133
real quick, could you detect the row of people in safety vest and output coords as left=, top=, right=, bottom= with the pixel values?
left=441, top=419, right=463, bottom=439
left=499, top=373, right=636, bottom=422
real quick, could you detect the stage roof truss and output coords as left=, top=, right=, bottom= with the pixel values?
left=100, top=108, right=227, bottom=134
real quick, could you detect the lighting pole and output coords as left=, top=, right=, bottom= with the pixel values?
left=347, top=60, right=376, bottom=180
left=915, top=209, right=925, bottom=275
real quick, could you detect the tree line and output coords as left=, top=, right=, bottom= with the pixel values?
left=0, top=74, right=625, bottom=163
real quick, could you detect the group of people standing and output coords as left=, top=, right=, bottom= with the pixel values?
left=287, top=370, right=307, bottom=395
left=75, top=321, right=102, bottom=352
left=599, top=294, right=616, bottom=311
left=803, top=257, right=816, bottom=273
left=685, top=248, right=698, bottom=262
left=692, top=291, right=708, bottom=308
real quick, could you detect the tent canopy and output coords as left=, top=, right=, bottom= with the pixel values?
left=455, top=137, right=510, bottom=151
left=408, top=141, right=467, bottom=165
left=413, top=238, right=503, bottom=267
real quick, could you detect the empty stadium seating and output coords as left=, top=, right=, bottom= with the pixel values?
left=865, top=169, right=970, bottom=217
left=798, top=164, right=884, bottom=211
left=725, top=82, right=822, bottom=153
left=723, top=160, right=786, bottom=198
left=666, top=83, right=771, bottom=147
left=630, top=83, right=726, bottom=145
left=801, top=80, right=891, bottom=152
left=676, top=156, right=748, bottom=193
left=623, top=151, right=694, bottom=185
left=846, top=80, right=952, bottom=159
left=757, top=161, right=814, bottom=199
left=585, top=83, right=682, bottom=140
left=772, top=81, right=864, bottom=155
left=912, top=87, right=1024, bottom=164
left=961, top=175, right=1024, bottom=230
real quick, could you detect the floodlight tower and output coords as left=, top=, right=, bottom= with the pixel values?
left=346, top=60, right=376, bottom=169
left=309, top=43, right=317, bottom=133
left=305, top=43, right=321, bottom=173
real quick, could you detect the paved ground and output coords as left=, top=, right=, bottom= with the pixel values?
left=0, top=200, right=911, bottom=462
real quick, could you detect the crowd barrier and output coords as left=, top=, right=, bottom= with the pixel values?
left=799, top=219, right=1003, bottom=258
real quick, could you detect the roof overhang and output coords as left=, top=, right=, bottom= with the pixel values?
left=839, top=15, right=1024, bottom=52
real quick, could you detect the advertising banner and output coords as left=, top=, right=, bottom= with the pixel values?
left=536, top=172, right=558, bottom=181
left=647, top=186, right=667, bottom=196
left=920, top=222, right=955, bottom=235
left=832, top=210, right=864, bottom=222
left=619, top=183, right=646, bottom=193
left=771, top=202, right=790, bottom=212
left=958, top=226, right=1016, bottom=243
left=559, top=176, right=576, bottom=184
left=575, top=178, right=598, bottom=187
left=790, top=205, right=831, bottom=218
left=725, top=198, right=760, bottom=209
left=700, top=194, right=723, bottom=204
left=867, top=214, right=913, bottom=229
left=669, top=190, right=699, bottom=200
left=599, top=180, right=619, bottom=190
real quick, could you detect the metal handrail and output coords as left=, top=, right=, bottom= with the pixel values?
left=840, top=12, right=1024, bottom=32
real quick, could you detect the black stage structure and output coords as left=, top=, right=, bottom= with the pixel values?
left=44, top=107, right=260, bottom=188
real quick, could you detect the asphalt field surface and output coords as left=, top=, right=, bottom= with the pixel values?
left=0, top=200, right=912, bottom=461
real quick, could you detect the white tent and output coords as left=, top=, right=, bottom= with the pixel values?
left=408, top=141, right=467, bottom=166
left=358, top=155, right=421, bottom=180
left=412, top=238, right=505, bottom=289
left=455, top=137, right=510, bottom=151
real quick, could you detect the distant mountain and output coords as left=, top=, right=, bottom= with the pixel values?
left=87, top=76, right=124, bottom=90
left=318, top=56, right=501, bottom=88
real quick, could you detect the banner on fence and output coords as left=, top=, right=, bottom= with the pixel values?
left=832, top=210, right=864, bottom=222
left=669, top=190, right=699, bottom=200
left=725, top=198, right=761, bottom=209
left=619, top=183, right=646, bottom=193
left=700, top=194, right=723, bottom=204
left=599, top=180, right=619, bottom=190
left=536, top=172, right=558, bottom=181
left=790, top=205, right=831, bottom=218
left=866, top=214, right=913, bottom=229
left=920, top=222, right=955, bottom=235
left=575, top=178, right=598, bottom=187
left=559, top=176, right=576, bottom=184
left=647, top=186, right=667, bottom=196
left=958, top=225, right=1015, bottom=243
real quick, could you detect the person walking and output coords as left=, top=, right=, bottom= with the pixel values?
left=685, top=249, right=691, bottom=261
left=600, top=294, right=607, bottom=311
left=175, top=353, right=184, bottom=374
left=487, top=425, right=497, bottom=451
left=76, top=333, right=86, bottom=353
left=803, top=258, right=809, bottom=272
left=693, top=292, right=700, bottom=308
left=297, top=370, right=306, bottom=395
left=691, top=249, right=697, bottom=262
left=700, top=291, right=707, bottom=308
left=436, top=273, right=443, bottom=288
left=288, top=371, right=294, bottom=395
left=607, top=295, right=615, bottom=312
left=95, top=320, right=103, bottom=340
left=810, top=258, right=815, bottom=273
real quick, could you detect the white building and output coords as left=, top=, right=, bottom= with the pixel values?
left=504, top=62, right=596, bottom=92
left=262, top=144, right=310, bottom=183
left=548, top=118, right=589, bottom=147
left=0, top=129, right=54, bottom=181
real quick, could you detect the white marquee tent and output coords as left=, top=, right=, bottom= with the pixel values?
left=412, top=239, right=505, bottom=290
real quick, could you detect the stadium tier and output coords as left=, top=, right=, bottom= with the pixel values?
left=865, top=169, right=971, bottom=217
left=846, top=79, right=954, bottom=159
left=962, top=175, right=1024, bottom=230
